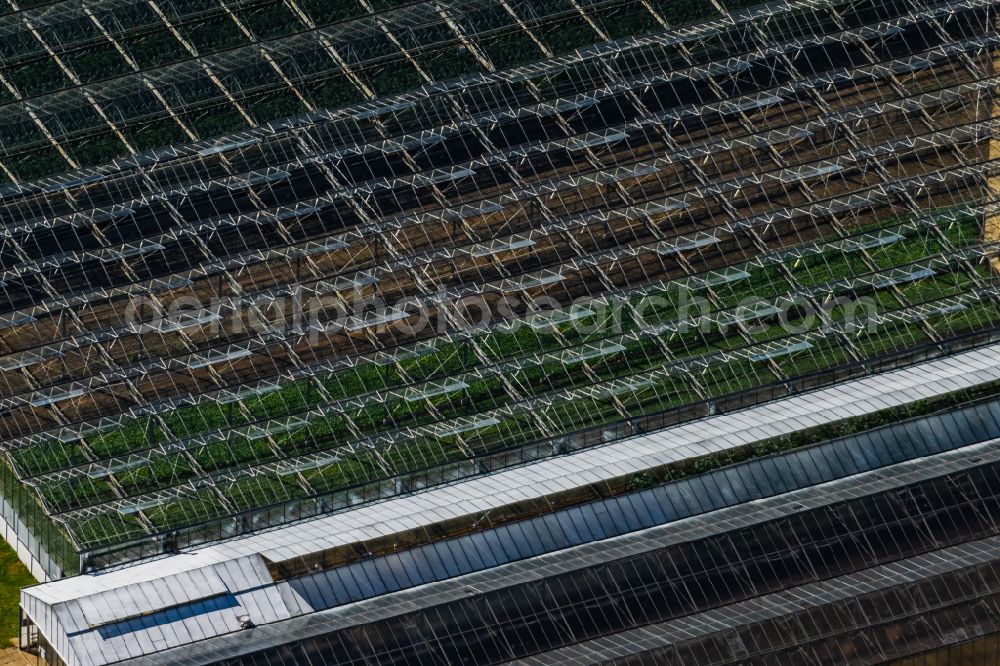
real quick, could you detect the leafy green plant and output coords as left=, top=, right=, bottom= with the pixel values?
left=88, top=418, right=164, bottom=458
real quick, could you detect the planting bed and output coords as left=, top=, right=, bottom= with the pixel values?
left=0, top=0, right=997, bottom=572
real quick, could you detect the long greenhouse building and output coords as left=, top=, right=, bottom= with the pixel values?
left=0, top=0, right=998, bottom=663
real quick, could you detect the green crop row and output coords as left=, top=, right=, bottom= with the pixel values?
left=71, top=513, right=146, bottom=550
left=11, top=440, right=85, bottom=478
left=142, top=489, right=228, bottom=532
left=40, top=477, right=116, bottom=513
left=28, top=212, right=991, bottom=488
left=63, top=282, right=1000, bottom=549
left=0, top=0, right=730, bottom=181
left=89, top=418, right=164, bottom=459
left=225, top=475, right=304, bottom=512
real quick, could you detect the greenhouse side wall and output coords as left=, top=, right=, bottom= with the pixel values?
left=0, top=460, right=78, bottom=581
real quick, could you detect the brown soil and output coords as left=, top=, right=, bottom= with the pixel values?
left=0, top=646, right=31, bottom=666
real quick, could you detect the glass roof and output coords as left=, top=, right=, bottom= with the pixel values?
left=0, top=0, right=995, bottom=573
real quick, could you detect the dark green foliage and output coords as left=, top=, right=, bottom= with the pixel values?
left=11, top=441, right=86, bottom=477
left=40, top=477, right=116, bottom=512
left=186, top=106, right=250, bottom=138
left=544, top=17, right=600, bottom=55
left=66, top=132, right=129, bottom=167
left=362, top=64, right=424, bottom=97
left=127, top=120, right=193, bottom=153
left=121, top=30, right=190, bottom=69
left=73, top=513, right=146, bottom=548
left=248, top=91, right=308, bottom=126
left=418, top=45, right=483, bottom=82
left=88, top=418, right=164, bottom=459
left=590, top=4, right=661, bottom=40
left=304, top=451, right=381, bottom=492
left=116, top=454, right=195, bottom=496
left=180, top=15, right=250, bottom=55
left=162, top=403, right=243, bottom=438
left=143, top=490, right=227, bottom=531
left=7, top=58, right=71, bottom=97
left=195, top=437, right=274, bottom=473
left=306, top=75, right=365, bottom=110
left=482, top=31, right=545, bottom=70
left=650, top=0, right=721, bottom=25
left=69, top=43, right=133, bottom=84
left=240, top=1, right=303, bottom=39
left=224, top=475, right=303, bottom=511
left=298, top=0, right=366, bottom=25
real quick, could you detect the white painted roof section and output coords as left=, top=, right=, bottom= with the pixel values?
left=22, top=553, right=303, bottom=666
left=20, top=343, right=1000, bottom=666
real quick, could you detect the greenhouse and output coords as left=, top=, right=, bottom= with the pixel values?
left=2, top=0, right=1000, bottom=662
left=0, top=0, right=996, bottom=576
left=20, top=370, right=1000, bottom=665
